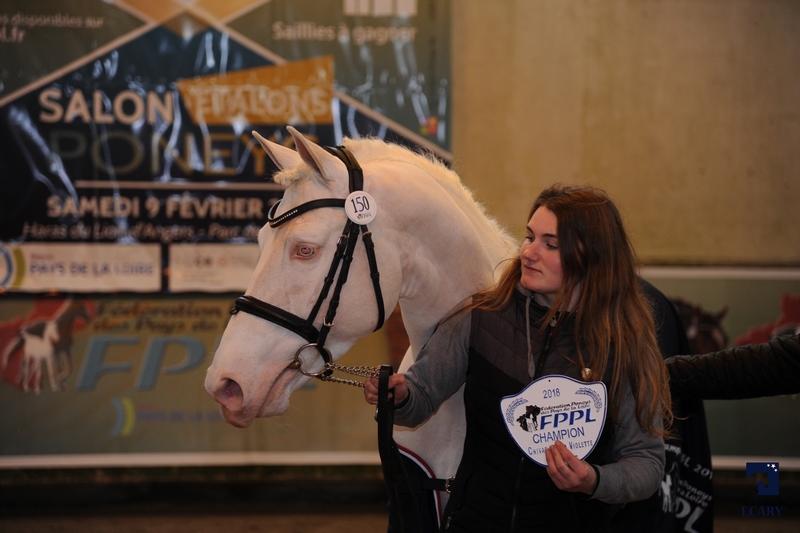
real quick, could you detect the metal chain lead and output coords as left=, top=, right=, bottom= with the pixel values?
left=318, top=362, right=381, bottom=388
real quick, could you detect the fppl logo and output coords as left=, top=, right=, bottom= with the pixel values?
left=742, top=462, right=784, bottom=517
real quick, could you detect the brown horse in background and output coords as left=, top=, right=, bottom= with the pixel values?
left=669, top=298, right=728, bottom=354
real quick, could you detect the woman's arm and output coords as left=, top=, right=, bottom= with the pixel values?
left=591, top=386, right=666, bottom=504
left=363, top=312, right=472, bottom=427
left=666, top=333, right=800, bottom=400
left=539, top=384, right=665, bottom=503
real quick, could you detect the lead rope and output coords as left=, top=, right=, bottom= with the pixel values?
left=526, top=293, right=559, bottom=381
left=318, top=361, right=381, bottom=387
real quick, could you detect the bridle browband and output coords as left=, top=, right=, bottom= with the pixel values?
left=230, top=145, right=385, bottom=379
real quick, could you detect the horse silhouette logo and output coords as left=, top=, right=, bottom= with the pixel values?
left=659, top=461, right=680, bottom=513
left=516, top=404, right=541, bottom=432
left=1, top=299, right=92, bottom=394
left=746, top=462, right=780, bottom=496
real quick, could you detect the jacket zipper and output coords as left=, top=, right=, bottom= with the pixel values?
left=509, top=456, right=526, bottom=532
left=533, top=314, right=558, bottom=380
left=511, top=313, right=558, bottom=528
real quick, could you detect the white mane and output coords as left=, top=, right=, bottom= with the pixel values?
left=273, top=137, right=517, bottom=252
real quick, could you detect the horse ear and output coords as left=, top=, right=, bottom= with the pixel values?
left=287, top=126, right=346, bottom=185
left=252, top=131, right=303, bottom=171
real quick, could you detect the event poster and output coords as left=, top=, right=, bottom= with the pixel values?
left=0, top=0, right=451, bottom=294
left=0, top=295, right=386, bottom=460
left=0, top=0, right=449, bottom=464
left=2, top=2, right=798, bottom=473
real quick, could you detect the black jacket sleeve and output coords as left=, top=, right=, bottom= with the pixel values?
left=638, top=278, right=692, bottom=358
left=665, top=333, right=800, bottom=399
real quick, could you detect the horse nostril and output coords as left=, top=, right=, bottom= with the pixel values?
left=215, top=378, right=243, bottom=410
left=223, top=378, right=242, bottom=399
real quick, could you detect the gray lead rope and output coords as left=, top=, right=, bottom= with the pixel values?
left=526, top=294, right=536, bottom=380
left=526, top=293, right=559, bottom=380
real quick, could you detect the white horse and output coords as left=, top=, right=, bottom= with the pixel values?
left=1, top=299, right=90, bottom=394
left=205, top=127, right=517, bottom=512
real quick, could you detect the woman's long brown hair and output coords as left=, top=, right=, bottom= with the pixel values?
left=467, top=184, right=673, bottom=436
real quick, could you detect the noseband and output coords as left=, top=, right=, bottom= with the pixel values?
left=230, top=146, right=385, bottom=380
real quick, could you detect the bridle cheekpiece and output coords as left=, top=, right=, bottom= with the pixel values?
left=230, top=145, right=385, bottom=382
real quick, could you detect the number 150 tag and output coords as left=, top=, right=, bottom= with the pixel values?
left=345, top=191, right=377, bottom=225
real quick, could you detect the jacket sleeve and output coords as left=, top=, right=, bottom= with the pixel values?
left=393, top=312, right=471, bottom=427
left=665, top=333, right=800, bottom=400
left=591, top=385, right=665, bottom=504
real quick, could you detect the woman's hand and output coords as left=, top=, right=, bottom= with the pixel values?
left=364, top=373, right=408, bottom=406
left=545, top=440, right=598, bottom=495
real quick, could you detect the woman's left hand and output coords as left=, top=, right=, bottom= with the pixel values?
left=545, top=440, right=598, bottom=495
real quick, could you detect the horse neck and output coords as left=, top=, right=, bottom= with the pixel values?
left=442, top=187, right=517, bottom=270
left=376, top=169, right=508, bottom=353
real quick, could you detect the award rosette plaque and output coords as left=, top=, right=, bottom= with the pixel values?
left=500, top=375, right=607, bottom=467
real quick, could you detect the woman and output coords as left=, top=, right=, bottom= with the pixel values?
left=365, top=184, right=673, bottom=532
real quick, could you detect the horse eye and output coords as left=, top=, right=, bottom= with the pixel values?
left=297, top=245, right=315, bottom=258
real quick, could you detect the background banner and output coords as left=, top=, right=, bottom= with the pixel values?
left=0, top=0, right=448, bottom=464
left=1, top=0, right=451, bottom=294
left=0, top=295, right=384, bottom=460
left=1, top=2, right=797, bottom=468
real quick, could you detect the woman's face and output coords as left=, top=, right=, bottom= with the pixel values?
left=520, top=206, right=563, bottom=307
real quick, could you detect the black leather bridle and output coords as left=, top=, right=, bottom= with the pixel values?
left=230, top=146, right=385, bottom=379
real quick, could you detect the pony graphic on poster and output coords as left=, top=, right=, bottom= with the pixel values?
left=1, top=299, right=92, bottom=394
left=205, top=127, right=517, bottom=518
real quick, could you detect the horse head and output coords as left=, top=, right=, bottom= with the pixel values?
left=205, top=127, right=515, bottom=431
left=59, top=299, right=91, bottom=325
left=671, top=298, right=729, bottom=354
left=204, top=128, right=517, bottom=501
left=205, top=128, right=426, bottom=427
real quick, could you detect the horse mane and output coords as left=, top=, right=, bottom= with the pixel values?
left=273, top=137, right=516, bottom=251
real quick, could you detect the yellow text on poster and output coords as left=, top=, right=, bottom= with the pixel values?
left=176, top=56, right=334, bottom=126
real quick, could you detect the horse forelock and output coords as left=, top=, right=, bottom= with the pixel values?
left=272, top=166, right=310, bottom=186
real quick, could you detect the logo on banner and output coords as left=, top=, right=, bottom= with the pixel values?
left=0, top=298, right=92, bottom=394
left=0, top=245, right=23, bottom=289
left=499, top=375, right=607, bottom=467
